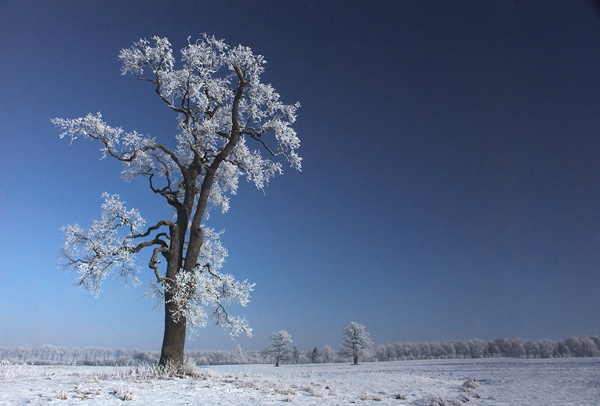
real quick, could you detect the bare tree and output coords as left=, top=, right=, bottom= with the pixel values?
left=53, top=35, right=301, bottom=370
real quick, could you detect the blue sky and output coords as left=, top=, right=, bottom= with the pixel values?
left=1, top=0, right=599, bottom=352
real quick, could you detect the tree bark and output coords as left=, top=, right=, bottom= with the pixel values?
left=159, top=292, right=187, bottom=370
left=158, top=213, right=188, bottom=371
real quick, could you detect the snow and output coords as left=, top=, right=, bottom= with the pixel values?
left=1, top=358, right=599, bottom=405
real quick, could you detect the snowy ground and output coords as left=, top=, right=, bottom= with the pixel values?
left=1, top=358, right=599, bottom=405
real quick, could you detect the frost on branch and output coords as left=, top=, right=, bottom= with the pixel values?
left=54, top=35, right=301, bottom=352
left=60, top=193, right=145, bottom=295
left=147, top=228, right=255, bottom=337
left=54, top=35, right=301, bottom=215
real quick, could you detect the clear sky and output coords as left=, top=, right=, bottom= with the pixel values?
left=1, top=0, right=599, bottom=352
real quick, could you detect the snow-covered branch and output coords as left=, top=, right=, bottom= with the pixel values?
left=60, top=193, right=146, bottom=295
left=55, top=35, right=301, bottom=364
left=146, top=228, right=254, bottom=337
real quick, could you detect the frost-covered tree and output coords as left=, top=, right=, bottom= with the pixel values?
left=441, top=340, right=456, bottom=359
left=291, top=346, right=300, bottom=364
left=340, top=322, right=373, bottom=365
left=71, top=347, right=81, bottom=365
left=322, top=344, right=336, bottom=363
left=537, top=339, right=558, bottom=358
left=52, top=35, right=301, bottom=370
left=266, top=330, right=292, bottom=367
left=385, top=343, right=398, bottom=361
left=310, top=346, right=321, bottom=363
left=454, top=340, right=471, bottom=358
left=468, top=339, right=487, bottom=359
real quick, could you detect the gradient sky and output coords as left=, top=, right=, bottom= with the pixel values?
left=1, top=0, right=599, bottom=352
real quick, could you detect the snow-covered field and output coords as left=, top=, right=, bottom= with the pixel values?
left=1, top=358, right=599, bottom=405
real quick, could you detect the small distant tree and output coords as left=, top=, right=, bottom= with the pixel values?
left=385, top=343, right=398, bottom=361
left=56, top=346, right=70, bottom=363
left=538, top=339, right=558, bottom=358
left=310, top=346, right=321, bottom=363
left=71, top=347, right=81, bottom=365
left=322, top=344, right=336, bottom=363
left=340, top=322, right=373, bottom=365
left=291, top=346, right=300, bottom=364
left=232, top=344, right=245, bottom=364
left=468, top=339, right=487, bottom=359
left=115, top=348, right=132, bottom=364
left=266, top=330, right=292, bottom=366
left=454, top=340, right=471, bottom=359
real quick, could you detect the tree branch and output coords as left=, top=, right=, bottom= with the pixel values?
left=149, top=245, right=171, bottom=283
left=249, top=132, right=277, bottom=156
left=132, top=219, right=174, bottom=240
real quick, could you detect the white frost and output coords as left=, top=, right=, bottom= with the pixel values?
left=53, top=34, right=301, bottom=337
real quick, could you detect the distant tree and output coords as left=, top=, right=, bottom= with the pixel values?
left=266, top=330, right=293, bottom=367
left=384, top=343, right=397, bottom=361
left=232, top=345, right=245, bottom=364
left=441, top=340, right=456, bottom=359
left=83, top=347, right=93, bottom=363
left=71, top=347, right=81, bottom=364
left=524, top=340, right=541, bottom=359
left=557, top=341, right=572, bottom=357
left=579, top=336, right=600, bottom=357
left=15, top=347, right=29, bottom=363
left=102, top=348, right=112, bottom=362
left=494, top=337, right=525, bottom=358
left=486, top=341, right=501, bottom=358
left=394, top=342, right=404, bottom=359
left=375, top=345, right=386, bottom=361
left=468, top=339, right=487, bottom=359
left=537, top=339, right=558, bottom=358
left=454, top=340, right=470, bottom=359
left=430, top=342, right=446, bottom=359
left=56, top=346, right=70, bottom=363
left=298, top=349, right=311, bottom=364
left=290, top=346, right=300, bottom=364
left=322, top=344, right=336, bottom=363
left=115, top=348, right=132, bottom=364
left=310, top=346, right=321, bottom=363
left=403, top=342, right=417, bottom=360
left=340, top=322, right=373, bottom=365
left=564, top=336, right=600, bottom=357
left=418, top=342, right=431, bottom=359
left=132, top=349, right=160, bottom=364
left=52, top=34, right=301, bottom=370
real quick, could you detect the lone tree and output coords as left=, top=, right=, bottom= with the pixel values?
left=340, top=322, right=373, bottom=365
left=52, top=35, right=301, bottom=370
left=266, top=330, right=292, bottom=366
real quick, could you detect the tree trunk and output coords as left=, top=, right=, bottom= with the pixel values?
left=158, top=212, right=188, bottom=371
left=158, top=292, right=187, bottom=370
left=353, top=354, right=358, bottom=365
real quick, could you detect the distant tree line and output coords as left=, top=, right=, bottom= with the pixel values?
left=372, top=336, right=600, bottom=361
left=1, top=336, right=599, bottom=366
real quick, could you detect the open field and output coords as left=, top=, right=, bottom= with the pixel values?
left=1, top=358, right=599, bottom=405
